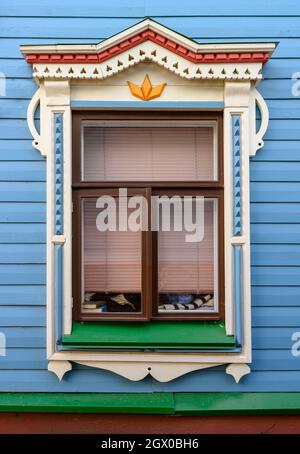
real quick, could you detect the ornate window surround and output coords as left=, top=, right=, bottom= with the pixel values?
left=21, top=19, right=276, bottom=383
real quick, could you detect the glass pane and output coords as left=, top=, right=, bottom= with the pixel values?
left=157, top=198, right=217, bottom=313
left=82, top=125, right=216, bottom=181
left=82, top=197, right=142, bottom=314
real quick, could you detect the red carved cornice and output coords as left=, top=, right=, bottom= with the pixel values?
left=25, top=30, right=270, bottom=65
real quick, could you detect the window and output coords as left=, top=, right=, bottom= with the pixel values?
left=72, top=111, right=224, bottom=321
left=22, top=17, right=275, bottom=381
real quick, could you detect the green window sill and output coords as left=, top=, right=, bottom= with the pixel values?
left=62, top=321, right=235, bottom=350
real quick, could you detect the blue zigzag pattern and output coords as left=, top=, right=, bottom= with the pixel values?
left=232, top=115, right=241, bottom=236
left=54, top=113, right=63, bottom=235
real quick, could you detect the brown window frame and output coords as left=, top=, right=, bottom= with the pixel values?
left=72, top=111, right=224, bottom=322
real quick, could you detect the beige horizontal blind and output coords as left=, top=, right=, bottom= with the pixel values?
left=83, top=198, right=141, bottom=293
left=83, top=126, right=215, bottom=181
left=158, top=200, right=215, bottom=294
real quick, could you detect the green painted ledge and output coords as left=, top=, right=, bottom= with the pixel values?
left=0, top=393, right=174, bottom=415
left=2, top=393, right=300, bottom=415
left=175, top=393, right=300, bottom=416
left=62, top=321, right=235, bottom=349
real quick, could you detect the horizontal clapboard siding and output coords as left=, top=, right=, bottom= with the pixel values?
left=0, top=349, right=299, bottom=371
left=0, top=141, right=43, bottom=160
left=251, top=245, right=300, bottom=265
left=252, top=307, right=300, bottom=327
left=0, top=224, right=45, bottom=243
left=8, top=305, right=300, bottom=328
left=251, top=203, right=300, bottom=223
left=0, top=0, right=300, bottom=393
left=0, top=326, right=295, bottom=350
left=250, top=183, right=300, bottom=202
left=0, top=349, right=48, bottom=370
left=4, top=0, right=300, bottom=17
left=0, top=286, right=45, bottom=305
left=252, top=327, right=297, bottom=349
left=252, top=267, right=300, bottom=286
left=152, top=370, right=300, bottom=392
left=2, top=17, right=300, bottom=39
left=0, top=162, right=45, bottom=181
left=0, top=327, right=45, bottom=348
left=4, top=369, right=300, bottom=392
left=0, top=203, right=45, bottom=223
left=249, top=142, right=300, bottom=162
left=0, top=370, right=153, bottom=392
left=0, top=265, right=45, bottom=285
left=251, top=224, right=300, bottom=244
left=0, top=182, right=46, bottom=201
left=252, top=287, right=300, bottom=306
left=0, top=244, right=46, bottom=263
left=1, top=306, right=46, bottom=327
left=1, top=118, right=300, bottom=140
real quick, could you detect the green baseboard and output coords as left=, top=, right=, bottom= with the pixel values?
left=1, top=393, right=300, bottom=415
left=0, top=393, right=174, bottom=414
left=174, top=393, right=300, bottom=415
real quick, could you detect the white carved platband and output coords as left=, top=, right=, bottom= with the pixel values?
left=23, top=18, right=273, bottom=384
left=32, top=53, right=263, bottom=81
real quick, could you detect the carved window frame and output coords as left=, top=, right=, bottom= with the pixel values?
left=21, top=19, right=276, bottom=383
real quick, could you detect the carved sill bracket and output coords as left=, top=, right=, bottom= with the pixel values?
left=226, top=363, right=251, bottom=383
left=48, top=360, right=72, bottom=381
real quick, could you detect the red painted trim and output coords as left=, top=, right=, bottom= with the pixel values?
left=25, top=30, right=270, bottom=64
left=0, top=413, right=299, bottom=434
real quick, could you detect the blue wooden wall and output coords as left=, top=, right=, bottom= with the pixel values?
left=1, top=0, right=300, bottom=392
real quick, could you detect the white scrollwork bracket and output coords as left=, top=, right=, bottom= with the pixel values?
left=48, top=360, right=72, bottom=380
left=74, top=361, right=222, bottom=382
left=226, top=363, right=251, bottom=383
left=251, top=89, right=269, bottom=156
left=27, top=87, right=46, bottom=156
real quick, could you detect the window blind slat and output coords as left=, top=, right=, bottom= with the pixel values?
left=158, top=200, right=215, bottom=293
left=83, top=126, right=215, bottom=181
left=83, top=198, right=142, bottom=293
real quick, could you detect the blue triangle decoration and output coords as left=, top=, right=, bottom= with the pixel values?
left=232, top=115, right=242, bottom=236
left=54, top=113, right=64, bottom=235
